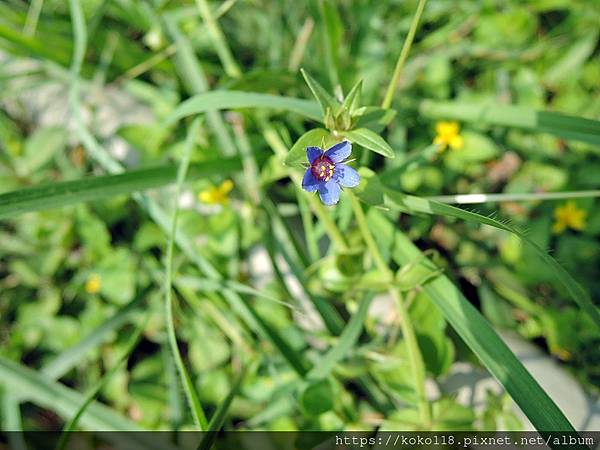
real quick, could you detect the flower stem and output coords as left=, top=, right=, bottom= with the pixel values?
left=381, top=0, right=427, bottom=109
left=348, top=192, right=431, bottom=428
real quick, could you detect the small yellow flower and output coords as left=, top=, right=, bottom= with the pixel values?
left=198, top=180, right=234, bottom=205
left=552, top=201, right=587, bottom=234
left=433, top=121, right=464, bottom=151
left=85, top=273, right=102, bottom=294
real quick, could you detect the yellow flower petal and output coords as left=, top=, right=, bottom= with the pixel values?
left=218, top=179, right=234, bottom=195
left=433, top=136, right=447, bottom=151
left=569, top=211, right=586, bottom=230
left=85, top=273, right=102, bottom=294
left=199, top=191, right=214, bottom=203
left=449, top=134, right=464, bottom=150
left=552, top=201, right=587, bottom=233
left=435, top=121, right=459, bottom=136
left=552, top=221, right=566, bottom=234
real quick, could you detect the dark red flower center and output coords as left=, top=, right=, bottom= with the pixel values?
left=311, top=156, right=335, bottom=182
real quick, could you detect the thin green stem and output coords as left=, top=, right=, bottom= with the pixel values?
left=195, top=0, right=242, bottom=78
left=23, top=0, right=44, bottom=36
left=231, top=114, right=261, bottom=204
left=163, top=14, right=238, bottom=157
left=296, top=187, right=320, bottom=261
left=288, top=18, right=314, bottom=72
left=319, top=1, right=339, bottom=89
left=381, top=0, right=427, bottom=109
left=164, top=118, right=208, bottom=430
left=348, top=192, right=431, bottom=428
left=426, top=190, right=600, bottom=204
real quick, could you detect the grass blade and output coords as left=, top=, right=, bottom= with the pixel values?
left=307, top=293, right=373, bottom=380
left=418, top=99, right=600, bottom=146
left=167, top=90, right=322, bottom=124
left=1, top=393, right=27, bottom=450
left=207, top=367, right=247, bottom=432
left=0, top=357, right=142, bottom=432
left=385, top=190, right=600, bottom=329
left=425, top=190, right=600, bottom=204
left=55, top=314, right=148, bottom=450
left=381, top=0, right=427, bottom=108
left=0, top=158, right=242, bottom=219
left=164, top=118, right=208, bottom=430
left=196, top=365, right=251, bottom=450
left=391, top=230, right=578, bottom=434
left=195, top=0, right=241, bottom=78
left=41, top=293, right=145, bottom=380
left=163, top=15, right=238, bottom=156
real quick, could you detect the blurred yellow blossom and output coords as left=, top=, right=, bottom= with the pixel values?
left=434, top=121, right=464, bottom=151
left=85, top=273, right=102, bottom=294
left=552, top=201, right=586, bottom=234
left=198, top=180, right=234, bottom=205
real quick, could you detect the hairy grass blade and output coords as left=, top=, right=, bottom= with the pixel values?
left=0, top=158, right=242, bottom=219
left=385, top=190, right=600, bottom=329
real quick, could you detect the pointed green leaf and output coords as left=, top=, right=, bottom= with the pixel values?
left=341, top=128, right=395, bottom=158
left=340, top=79, right=363, bottom=115
left=283, top=128, right=330, bottom=167
left=300, top=69, right=340, bottom=116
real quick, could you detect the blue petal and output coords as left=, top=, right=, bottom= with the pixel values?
left=334, top=163, right=360, bottom=187
left=302, top=169, right=320, bottom=192
left=318, top=179, right=341, bottom=205
left=324, top=141, right=352, bottom=163
left=306, top=146, right=323, bottom=163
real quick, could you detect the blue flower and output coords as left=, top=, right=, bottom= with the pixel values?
left=302, top=141, right=360, bottom=205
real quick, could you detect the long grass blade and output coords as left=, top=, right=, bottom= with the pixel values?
left=307, top=293, right=373, bottom=380
left=425, top=190, right=600, bottom=204
left=1, top=393, right=27, bottom=450
left=392, top=230, right=578, bottom=434
left=0, top=357, right=142, bottom=432
left=167, top=90, right=322, bottom=124
left=418, top=99, right=600, bottom=146
left=385, top=190, right=600, bottom=329
left=0, top=158, right=242, bottom=219
left=164, top=117, right=208, bottom=430
left=41, top=293, right=145, bottom=380
left=55, top=314, right=148, bottom=450
left=197, top=365, right=251, bottom=450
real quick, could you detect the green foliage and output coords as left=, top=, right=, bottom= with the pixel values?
left=0, top=0, right=599, bottom=438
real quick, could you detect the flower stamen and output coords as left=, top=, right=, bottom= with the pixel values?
left=311, top=155, right=336, bottom=182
